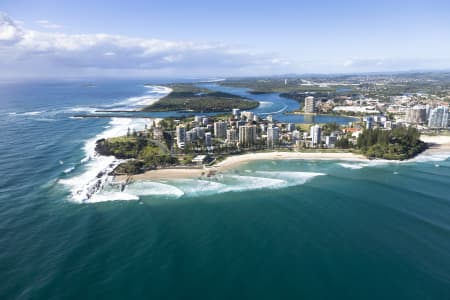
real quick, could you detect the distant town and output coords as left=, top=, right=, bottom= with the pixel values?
left=94, top=73, right=450, bottom=174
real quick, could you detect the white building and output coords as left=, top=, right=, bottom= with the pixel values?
left=239, top=125, right=257, bottom=147
left=226, top=128, right=237, bottom=143
left=428, top=106, right=449, bottom=128
left=406, top=105, right=427, bottom=124
left=310, top=125, right=321, bottom=147
left=214, top=121, right=227, bottom=139
left=194, top=127, right=205, bottom=139
left=286, top=123, right=296, bottom=132
left=240, top=111, right=254, bottom=122
left=176, top=125, right=186, bottom=148
left=205, top=132, right=212, bottom=149
left=304, top=96, right=316, bottom=113
left=325, top=135, right=336, bottom=148
left=267, top=126, right=280, bottom=148
left=194, top=115, right=203, bottom=124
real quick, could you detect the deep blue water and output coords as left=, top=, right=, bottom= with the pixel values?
left=1, top=80, right=450, bottom=299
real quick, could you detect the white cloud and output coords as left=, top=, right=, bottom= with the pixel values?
left=0, top=12, right=24, bottom=42
left=0, top=12, right=293, bottom=78
left=36, top=19, right=62, bottom=29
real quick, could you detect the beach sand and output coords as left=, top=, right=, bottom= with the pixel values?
left=213, top=151, right=367, bottom=171
left=420, top=135, right=450, bottom=152
left=116, top=168, right=206, bottom=181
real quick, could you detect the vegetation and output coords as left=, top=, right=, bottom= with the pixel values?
left=95, top=136, right=178, bottom=174
left=143, top=83, right=259, bottom=112
left=357, top=127, right=427, bottom=160
left=114, top=160, right=145, bottom=175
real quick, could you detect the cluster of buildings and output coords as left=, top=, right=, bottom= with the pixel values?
left=171, top=108, right=340, bottom=152
left=306, top=93, right=449, bottom=130
left=404, top=105, right=449, bottom=128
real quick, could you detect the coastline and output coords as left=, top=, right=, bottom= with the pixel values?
left=117, top=135, right=450, bottom=182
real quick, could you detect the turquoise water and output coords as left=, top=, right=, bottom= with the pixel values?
left=1, top=81, right=450, bottom=299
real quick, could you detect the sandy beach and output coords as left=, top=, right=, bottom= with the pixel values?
left=213, top=151, right=368, bottom=171
left=420, top=135, right=450, bottom=152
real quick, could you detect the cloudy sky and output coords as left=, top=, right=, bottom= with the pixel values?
left=1, top=0, right=450, bottom=79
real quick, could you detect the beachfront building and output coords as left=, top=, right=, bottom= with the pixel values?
left=428, top=106, right=449, bottom=128
left=304, top=96, right=316, bottom=113
left=232, top=108, right=240, bottom=118
left=267, top=126, right=280, bottom=148
left=226, top=128, right=237, bottom=144
left=406, top=105, right=427, bottom=124
left=310, top=125, right=321, bottom=147
left=205, top=132, right=212, bottom=149
left=325, top=135, right=337, bottom=148
left=239, top=125, right=257, bottom=147
left=214, top=121, right=227, bottom=139
left=176, top=125, right=186, bottom=149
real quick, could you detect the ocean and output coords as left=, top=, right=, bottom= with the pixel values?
left=1, top=80, right=450, bottom=299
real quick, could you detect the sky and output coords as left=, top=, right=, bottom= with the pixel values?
left=1, top=0, right=450, bottom=79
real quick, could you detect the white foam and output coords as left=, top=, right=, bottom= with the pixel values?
left=111, top=86, right=172, bottom=108
left=255, top=171, right=325, bottom=183
left=59, top=85, right=172, bottom=203
left=409, top=152, right=450, bottom=163
left=125, top=181, right=184, bottom=198
left=173, top=179, right=228, bottom=196
left=63, top=166, right=75, bottom=174
left=60, top=116, right=151, bottom=202
left=338, top=163, right=367, bottom=169
left=88, top=191, right=139, bottom=203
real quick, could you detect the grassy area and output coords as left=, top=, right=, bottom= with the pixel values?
left=143, top=83, right=259, bottom=112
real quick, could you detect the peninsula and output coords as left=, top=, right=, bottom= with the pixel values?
left=142, top=83, right=258, bottom=112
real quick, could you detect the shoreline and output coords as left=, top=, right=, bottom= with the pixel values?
left=116, top=134, right=450, bottom=182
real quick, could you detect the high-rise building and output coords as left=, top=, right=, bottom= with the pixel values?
left=213, top=121, right=227, bottom=139
left=292, top=130, right=301, bottom=143
left=226, top=128, right=237, bottom=143
left=232, top=108, right=241, bottom=118
left=239, top=125, right=257, bottom=147
left=304, top=96, right=316, bottom=113
left=406, top=105, right=427, bottom=124
left=286, top=123, right=295, bottom=132
left=428, top=106, right=449, bottom=128
left=176, top=125, right=186, bottom=148
left=267, top=126, right=280, bottom=148
left=205, top=132, right=212, bottom=149
left=194, top=127, right=205, bottom=139
left=185, top=130, right=196, bottom=144
left=310, top=125, right=321, bottom=147
left=325, top=135, right=336, bottom=148
left=240, top=111, right=254, bottom=122
left=365, top=116, right=373, bottom=129
left=194, top=115, right=203, bottom=124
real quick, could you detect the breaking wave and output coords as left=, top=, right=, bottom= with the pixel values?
left=58, top=85, right=171, bottom=203
left=108, top=171, right=326, bottom=201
